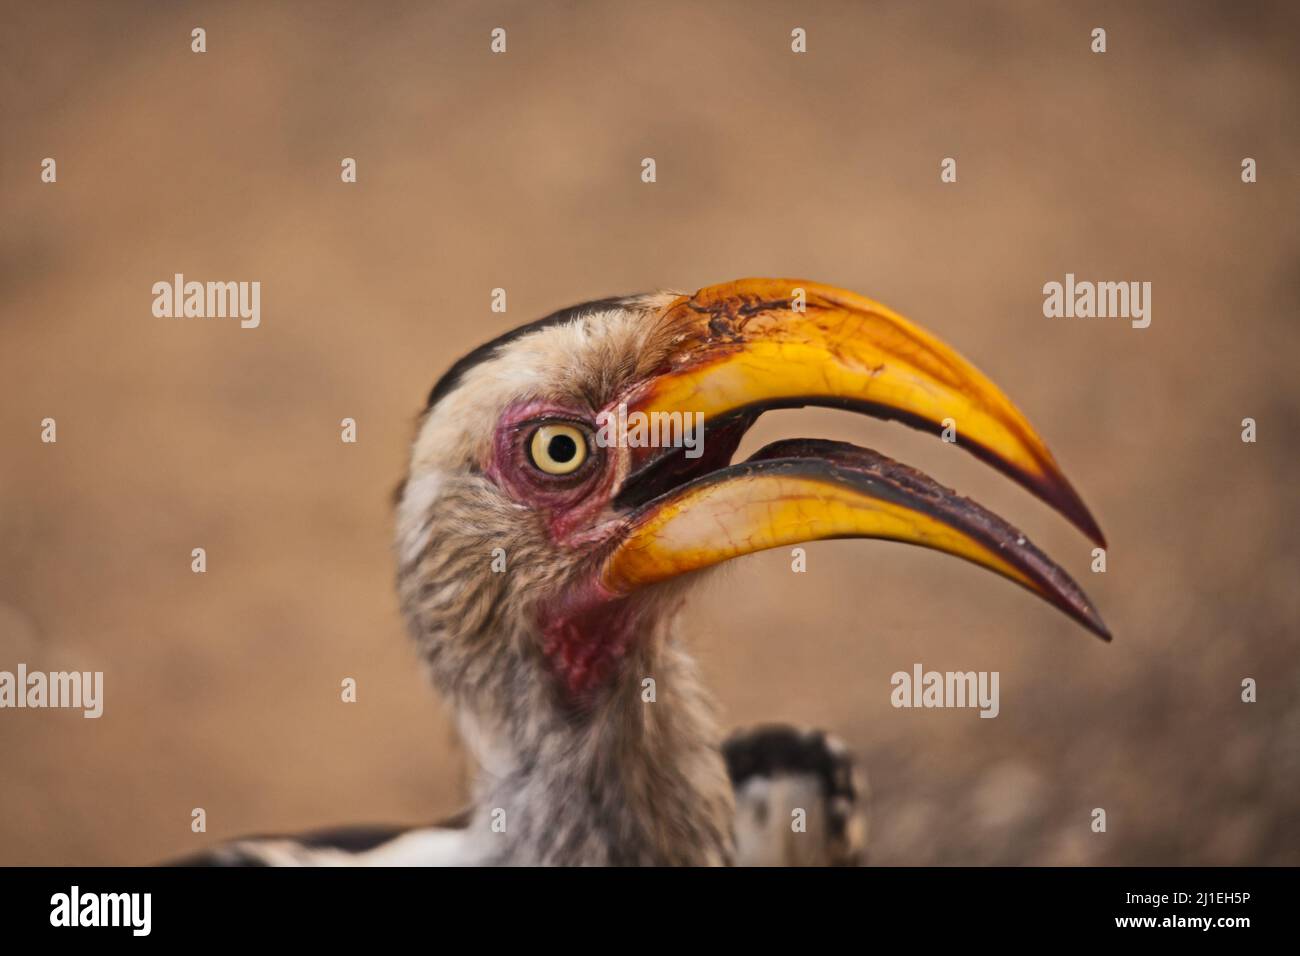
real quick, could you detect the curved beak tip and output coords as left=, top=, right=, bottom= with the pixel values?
left=606, top=278, right=1110, bottom=644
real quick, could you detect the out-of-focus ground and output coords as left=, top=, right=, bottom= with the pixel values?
left=1, top=1, right=1297, bottom=865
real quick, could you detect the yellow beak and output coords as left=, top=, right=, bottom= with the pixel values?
left=621, top=278, right=1104, bottom=546
left=602, top=279, right=1109, bottom=641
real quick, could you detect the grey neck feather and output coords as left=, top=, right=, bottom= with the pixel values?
left=397, top=485, right=734, bottom=864
left=426, top=611, right=735, bottom=865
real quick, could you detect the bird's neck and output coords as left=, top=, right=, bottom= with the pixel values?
left=456, top=626, right=736, bottom=865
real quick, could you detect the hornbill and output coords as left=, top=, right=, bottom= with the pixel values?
left=184, top=278, right=1107, bottom=866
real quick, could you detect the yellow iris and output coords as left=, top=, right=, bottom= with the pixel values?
left=529, top=424, right=588, bottom=475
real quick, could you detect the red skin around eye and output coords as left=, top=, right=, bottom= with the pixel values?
left=486, top=400, right=622, bottom=546
left=487, top=400, right=651, bottom=700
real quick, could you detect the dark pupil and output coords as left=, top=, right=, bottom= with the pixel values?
left=547, top=433, right=578, bottom=463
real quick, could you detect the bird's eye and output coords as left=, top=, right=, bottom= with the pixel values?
left=528, top=423, right=589, bottom=476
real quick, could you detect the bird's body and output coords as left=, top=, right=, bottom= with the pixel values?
left=182, top=279, right=1106, bottom=867
left=181, top=725, right=865, bottom=866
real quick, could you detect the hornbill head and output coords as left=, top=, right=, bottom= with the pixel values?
left=396, top=278, right=1108, bottom=728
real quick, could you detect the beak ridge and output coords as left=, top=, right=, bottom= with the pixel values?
left=603, top=278, right=1109, bottom=641
left=626, top=278, right=1106, bottom=547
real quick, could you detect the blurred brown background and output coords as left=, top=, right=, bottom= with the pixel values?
left=2, top=0, right=1297, bottom=865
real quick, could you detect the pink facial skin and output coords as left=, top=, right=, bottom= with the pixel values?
left=486, top=399, right=623, bottom=545
left=487, top=399, right=645, bottom=700
left=538, top=581, right=647, bottom=701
